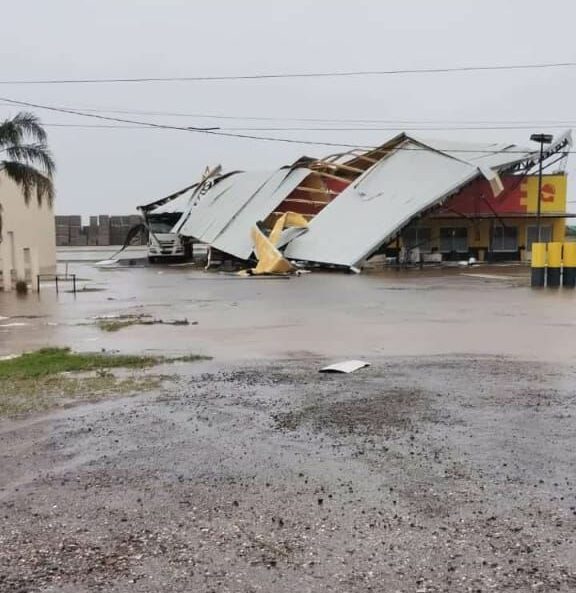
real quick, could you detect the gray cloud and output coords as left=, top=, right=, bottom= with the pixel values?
left=1, top=0, right=574, bottom=216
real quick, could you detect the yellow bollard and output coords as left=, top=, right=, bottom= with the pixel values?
left=563, top=242, right=576, bottom=288
left=547, top=242, right=563, bottom=288
left=531, top=243, right=546, bottom=287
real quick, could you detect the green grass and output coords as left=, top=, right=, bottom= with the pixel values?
left=0, top=347, right=163, bottom=380
left=0, top=348, right=211, bottom=417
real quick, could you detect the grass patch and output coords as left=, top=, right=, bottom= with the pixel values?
left=96, top=315, right=194, bottom=332
left=0, top=348, right=211, bottom=417
left=0, top=347, right=163, bottom=380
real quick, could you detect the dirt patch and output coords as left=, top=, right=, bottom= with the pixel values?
left=274, top=388, right=429, bottom=435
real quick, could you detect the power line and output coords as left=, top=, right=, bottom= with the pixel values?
left=0, top=96, right=371, bottom=149
left=0, top=61, right=575, bottom=85
left=0, top=95, right=572, bottom=155
left=3, top=100, right=575, bottom=126
left=39, top=122, right=575, bottom=132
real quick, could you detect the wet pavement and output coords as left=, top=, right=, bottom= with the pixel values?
left=1, top=248, right=576, bottom=364
left=2, top=249, right=576, bottom=592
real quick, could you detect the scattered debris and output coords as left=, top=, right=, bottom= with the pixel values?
left=243, top=212, right=309, bottom=276
left=95, top=314, right=195, bottom=332
left=319, top=360, right=370, bottom=374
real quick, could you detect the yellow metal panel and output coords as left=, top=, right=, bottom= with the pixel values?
left=563, top=242, right=576, bottom=266
left=531, top=243, right=547, bottom=268
left=547, top=242, right=563, bottom=267
left=250, top=226, right=294, bottom=275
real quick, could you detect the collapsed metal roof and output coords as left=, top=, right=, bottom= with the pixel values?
left=138, top=183, right=199, bottom=214
left=283, top=135, right=541, bottom=267
left=171, top=132, right=571, bottom=269
left=175, top=167, right=311, bottom=260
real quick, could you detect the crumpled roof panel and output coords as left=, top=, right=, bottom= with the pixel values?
left=151, top=190, right=195, bottom=215
left=410, top=136, right=536, bottom=169
left=177, top=168, right=311, bottom=260
left=283, top=140, right=506, bottom=267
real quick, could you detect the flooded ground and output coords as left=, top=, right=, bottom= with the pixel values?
left=1, top=248, right=575, bottom=364
left=1, top=249, right=576, bottom=592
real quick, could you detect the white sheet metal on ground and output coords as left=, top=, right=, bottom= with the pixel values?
left=319, top=360, right=370, bottom=373
left=284, top=141, right=482, bottom=267
left=177, top=168, right=310, bottom=260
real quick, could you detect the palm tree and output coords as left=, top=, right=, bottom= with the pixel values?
left=0, top=112, right=55, bottom=241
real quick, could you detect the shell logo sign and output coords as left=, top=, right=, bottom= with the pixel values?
left=521, top=175, right=566, bottom=213
left=541, top=183, right=556, bottom=202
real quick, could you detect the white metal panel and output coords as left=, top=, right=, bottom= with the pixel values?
left=319, top=360, right=370, bottom=373
left=177, top=168, right=311, bottom=260
left=408, top=136, right=536, bottom=169
left=284, top=142, right=481, bottom=267
left=151, top=190, right=195, bottom=215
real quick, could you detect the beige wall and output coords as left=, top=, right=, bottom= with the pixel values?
left=0, top=172, right=56, bottom=290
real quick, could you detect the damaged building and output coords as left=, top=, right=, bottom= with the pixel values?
left=170, top=132, right=573, bottom=272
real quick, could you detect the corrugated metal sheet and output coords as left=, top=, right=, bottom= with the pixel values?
left=151, top=189, right=196, bottom=215
left=410, top=136, right=535, bottom=169
left=176, top=167, right=311, bottom=260
left=283, top=138, right=530, bottom=267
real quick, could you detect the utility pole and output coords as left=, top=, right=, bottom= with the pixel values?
left=530, top=133, right=553, bottom=243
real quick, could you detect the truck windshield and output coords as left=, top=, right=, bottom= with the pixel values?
left=147, top=213, right=181, bottom=234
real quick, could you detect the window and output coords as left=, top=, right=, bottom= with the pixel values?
left=492, top=226, right=518, bottom=252
left=439, top=227, right=468, bottom=253
left=147, top=213, right=182, bottom=234
left=526, top=225, right=552, bottom=251
left=402, top=227, right=432, bottom=252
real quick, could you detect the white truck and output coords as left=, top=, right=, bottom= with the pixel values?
left=138, top=185, right=196, bottom=263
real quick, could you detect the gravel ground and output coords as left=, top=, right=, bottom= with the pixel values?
left=1, top=355, right=576, bottom=592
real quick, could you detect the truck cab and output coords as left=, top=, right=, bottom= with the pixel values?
left=146, top=212, right=186, bottom=262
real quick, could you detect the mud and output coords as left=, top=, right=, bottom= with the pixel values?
left=2, top=355, right=576, bottom=592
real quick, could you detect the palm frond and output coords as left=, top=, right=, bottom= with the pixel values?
left=0, top=112, right=47, bottom=148
left=5, top=143, right=55, bottom=176
left=0, top=161, right=55, bottom=205
left=0, top=119, right=24, bottom=148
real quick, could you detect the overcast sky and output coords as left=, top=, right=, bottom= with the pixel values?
left=1, top=0, right=575, bottom=216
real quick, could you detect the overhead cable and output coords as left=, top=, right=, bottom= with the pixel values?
left=1, top=95, right=573, bottom=154
left=0, top=61, right=575, bottom=84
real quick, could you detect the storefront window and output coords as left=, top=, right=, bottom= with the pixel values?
left=439, top=227, right=468, bottom=253
left=402, top=227, right=432, bottom=252
left=526, top=225, right=552, bottom=251
left=492, top=226, right=518, bottom=252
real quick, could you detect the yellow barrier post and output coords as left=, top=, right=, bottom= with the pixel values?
left=531, top=243, right=546, bottom=287
left=546, top=242, right=563, bottom=288
left=563, top=242, right=576, bottom=289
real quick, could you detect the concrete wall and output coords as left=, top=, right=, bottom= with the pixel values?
left=0, top=173, right=56, bottom=290
left=55, top=214, right=145, bottom=246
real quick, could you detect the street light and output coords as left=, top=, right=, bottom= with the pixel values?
left=530, top=133, right=553, bottom=243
